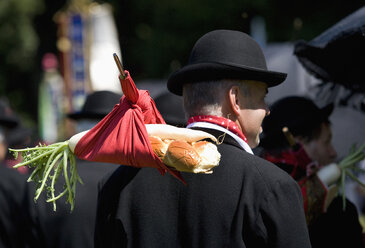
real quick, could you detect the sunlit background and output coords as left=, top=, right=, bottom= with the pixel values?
left=0, top=0, right=364, bottom=142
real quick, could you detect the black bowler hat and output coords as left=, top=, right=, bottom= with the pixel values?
left=67, top=91, right=122, bottom=120
left=167, top=29, right=287, bottom=95
left=260, top=96, right=334, bottom=150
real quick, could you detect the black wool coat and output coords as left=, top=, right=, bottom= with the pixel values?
left=29, top=160, right=120, bottom=248
left=95, top=128, right=312, bottom=248
left=0, top=165, right=35, bottom=248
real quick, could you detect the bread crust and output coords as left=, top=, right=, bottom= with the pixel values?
left=163, top=141, right=201, bottom=170
left=149, top=136, right=220, bottom=174
left=149, top=136, right=169, bottom=159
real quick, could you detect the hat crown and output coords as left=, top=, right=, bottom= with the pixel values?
left=189, top=30, right=268, bottom=70
left=260, top=96, right=333, bottom=150
left=68, top=91, right=122, bottom=120
left=82, top=91, right=121, bottom=115
left=167, top=29, right=287, bottom=96
left=269, top=97, right=327, bottom=123
left=263, top=97, right=333, bottom=136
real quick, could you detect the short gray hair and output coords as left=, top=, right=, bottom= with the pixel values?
left=182, top=79, right=251, bottom=118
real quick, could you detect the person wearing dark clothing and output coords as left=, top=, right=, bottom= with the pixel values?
left=0, top=165, right=35, bottom=248
left=95, top=30, right=311, bottom=247
left=259, top=96, right=364, bottom=248
left=31, top=160, right=119, bottom=248
left=154, top=91, right=186, bottom=127
left=0, top=98, right=38, bottom=248
left=29, top=91, right=121, bottom=248
left=0, top=99, right=19, bottom=162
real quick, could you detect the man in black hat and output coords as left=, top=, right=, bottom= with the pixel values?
left=31, top=91, right=121, bottom=248
left=259, top=96, right=364, bottom=248
left=95, top=30, right=311, bottom=248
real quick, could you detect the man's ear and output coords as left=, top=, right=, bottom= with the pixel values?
left=228, top=86, right=241, bottom=116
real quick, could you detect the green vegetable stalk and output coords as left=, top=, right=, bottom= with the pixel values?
left=338, top=142, right=365, bottom=209
left=9, top=141, right=83, bottom=212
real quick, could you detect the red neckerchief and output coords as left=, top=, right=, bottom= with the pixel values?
left=187, top=115, right=248, bottom=143
left=263, top=145, right=317, bottom=179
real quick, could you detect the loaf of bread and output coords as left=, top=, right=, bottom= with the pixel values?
left=147, top=124, right=221, bottom=174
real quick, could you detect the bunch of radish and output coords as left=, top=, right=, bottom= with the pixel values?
left=10, top=123, right=221, bottom=211
left=10, top=140, right=79, bottom=211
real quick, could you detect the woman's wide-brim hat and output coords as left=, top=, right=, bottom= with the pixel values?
left=167, top=29, right=287, bottom=96
left=68, top=91, right=122, bottom=120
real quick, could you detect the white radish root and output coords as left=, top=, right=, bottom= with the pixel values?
left=68, top=130, right=89, bottom=153
left=317, top=163, right=341, bottom=187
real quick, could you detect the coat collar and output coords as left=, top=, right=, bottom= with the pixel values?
left=188, top=123, right=253, bottom=154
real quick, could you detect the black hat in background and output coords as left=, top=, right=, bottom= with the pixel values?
left=6, top=124, right=33, bottom=147
left=67, top=91, right=122, bottom=120
left=260, top=96, right=334, bottom=150
left=167, top=29, right=287, bottom=96
left=0, top=99, right=19, bottom=128
left=154, top=91, right=186, bottom=127
left=0, top=98, right=32, bottom=146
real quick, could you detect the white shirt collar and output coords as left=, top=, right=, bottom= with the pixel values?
left=186, top=122, right=253, bottom=154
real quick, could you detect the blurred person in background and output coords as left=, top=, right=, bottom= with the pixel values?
left=259, top=95, right=364, bottom=248
left=0, top=98, right=38, bottom=248
left=154, top=91, right=186, bottom=127
left=0, top=99, right=19, bottom=162
left=30, top=91, right=121, bottom=248
left=4, top=117, right=34, bottom=175
left=38, top=53, right=66, bottom=144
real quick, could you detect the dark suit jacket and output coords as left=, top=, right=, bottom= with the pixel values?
left=29, top=160, right=120, bottom=248
left=95, top=128, right=311, bottom=248
left=0, top=165, right=36, bottom=248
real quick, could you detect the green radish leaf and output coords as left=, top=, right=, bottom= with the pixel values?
left=8, top=141, right=81, bottom=212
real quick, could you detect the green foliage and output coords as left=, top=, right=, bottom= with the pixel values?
left=0, top=0, right=45, bottom=126
left=110, top=0, right=255, bottom=80
left=338, top=142, right=365, bottom=210
left=106, top=0, right=364, bottom=81
left=0, top=0, right=44, bottom=71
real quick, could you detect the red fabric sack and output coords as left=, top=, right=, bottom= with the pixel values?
left=73, top=71, right=183, bottom=181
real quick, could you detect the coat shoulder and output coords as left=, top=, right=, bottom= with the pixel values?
left=218, top=142, right=298, bottom=190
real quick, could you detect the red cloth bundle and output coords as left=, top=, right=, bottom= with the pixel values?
left=73, top=71, right=183, bottom=181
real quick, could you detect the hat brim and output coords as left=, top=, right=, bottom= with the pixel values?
left=0, top=117, right=18, bottom=128
left=7, top=125, right=33, bottom=146
left=167, top=62, right=287, bottom=95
